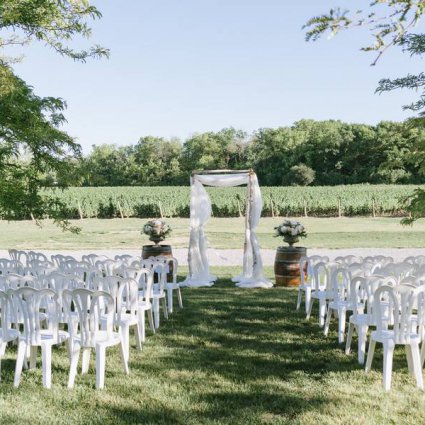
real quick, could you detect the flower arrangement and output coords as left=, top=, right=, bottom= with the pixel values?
left=142, top=219, right=172, bottom=245
left=274, top=220, right=307, bottom=246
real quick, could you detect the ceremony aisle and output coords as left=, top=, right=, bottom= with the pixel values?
left=0, top=267, right=423, bottom=424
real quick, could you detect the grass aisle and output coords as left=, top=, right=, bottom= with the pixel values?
left=0, top=272, right=424, bottom=424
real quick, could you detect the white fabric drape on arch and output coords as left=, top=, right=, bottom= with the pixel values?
left=182, top=171, right=272, bottom=288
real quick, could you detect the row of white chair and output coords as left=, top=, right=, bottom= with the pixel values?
left=3, top=251, right=184, bottom=327
left=296, top=254, right=425, bottom=391
left=0, top=250, right=185, bottom=389
left=0, top=286, right=131, bottom=389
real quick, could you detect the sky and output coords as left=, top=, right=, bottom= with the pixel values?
left=9, top=0, right=425, bottom=153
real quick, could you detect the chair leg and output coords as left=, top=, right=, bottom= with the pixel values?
left=411, top=343, right=423, bottom=390
left=318, top=298, right=326, bottom=327
left=365, top=337, right=376, bottom=373
left=0, top=342, right=6, bottom=357
left=68, top=343, right=80, bottom=389
left=153, top=299, right=160, bottom=329
left=162, top=297, right=168, bottom=320
left=358, top=325, right=369, bottom=365
left=177, top=288, right=183, bottom=308
left=14, top=340, right=27, bottom=388
left=0, top=342, right=6, bottom=382
left=137, top=312, right=146, bottom=346
left=324, top=305, right=332, bottom=336
left=338, top=308, right=347, bottom=344
left=41, top=344, right=52, bottom=389
left=119, top=339, right=129, bottom=376
left=167, top=289, right=173, bottom=314
left=29, top=346, right=37, bottom=370
left=148, top=309, right=155, bottom=333
left=66, top=337, right=74, bottom=362
left=95, top=345, right=106, bottom=389
left=81, top=348, right=91, bottom=374
left=121, top=324, right=130, bottom=363
left=296, top=288, right=302, bottom=310
left=306, top=297, right=314, bottom=320
left=135, top=322, right=142, bottom=351
left=305, top=287, right=311, bottom=315
left=383, top=341, right=395, bottom=391
left=345, top=323, right=354, bottom=355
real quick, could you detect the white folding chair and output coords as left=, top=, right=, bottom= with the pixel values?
left=63, top=289, right=129, bottom=389
left=365, top=284, right=425, bottom=391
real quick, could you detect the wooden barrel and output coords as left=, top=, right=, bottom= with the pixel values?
left=274, top=246, right=307, bottom=287
left=142, top=244, right=173, bottom=282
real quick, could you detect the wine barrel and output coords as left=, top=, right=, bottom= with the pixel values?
left=274, top=246, right=307, bottom=287
left=142, top=244, right=173, bottom=282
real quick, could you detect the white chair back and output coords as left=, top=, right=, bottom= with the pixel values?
left=82, top=254, right=109, bottom=266
left=335, top=255, right=362, bottom=265
left=95, top=259, right=118, bottom=277
left=10, top=287, right=60, bottom=345
left=330, top=267, right=351, bottom=302
left=6, top=274, right=40, bottom=290
left=51, top=254, right=76, bottom=267
left=0, top=259, right=22, bottom=276
left=0, top=290, right=16, bottom=341
left=114, top=255, right=135, bottom=265
left=374, top=285, right=425, bottom=344
left=28, top=251, right=49, bottom=263
left=9, top=250, right=28, bottom=266
left=103, top=276, right=139, bottom=320
left=312, top=262, right=331, bottom=292
left=63, top=289, right=115, bottom=348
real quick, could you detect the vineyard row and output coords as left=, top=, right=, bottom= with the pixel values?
left=39, top=185, right=421, bottom=219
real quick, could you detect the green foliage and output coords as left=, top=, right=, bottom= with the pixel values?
left=133, top=137, right=184, bottom=185
left=65, top=121, right=425, bottom=188
left=181, top=128, right=248, bottom=173
left=305, top=3, right=425, bottom=221
left=0, top=0, right=106, bottom=230
left=248, top=120, right=424, bottom=186
left=41, top=184, right=419, bottom=219
left=285, top=164, right=315, bottom=186
left=0, top=67, right=81, bottom=232
left=304, top=1, right=425, bottom=63
left=304, top=1, right=425, bottom=120
left=0, top=0, right=108, bottom=63
left=402, top=188, right=425, bottom=223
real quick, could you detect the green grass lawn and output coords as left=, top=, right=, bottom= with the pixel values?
left=1, top=217, right=425, bottom=250
left=1, top=267, right=424, bottom=424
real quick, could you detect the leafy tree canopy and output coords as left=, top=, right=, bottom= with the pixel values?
left=0, top=0, right=107, bottom=230
left=304, top=0, right=425, bottom=221
left=304, top=0, right=425, bottom=119
left=0, top=0, right=108, bottom=64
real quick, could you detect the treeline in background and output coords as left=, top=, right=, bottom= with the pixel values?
left=47, top=119, right=425, bottom=187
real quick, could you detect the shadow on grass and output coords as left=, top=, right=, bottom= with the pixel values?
left=121, top=277, right=367, bottom=423
left=0, top=275, right=415, bottom=424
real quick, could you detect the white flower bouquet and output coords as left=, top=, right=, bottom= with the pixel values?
left=142, top=219, right=172, bottom=245
left=274, top=220, right=307, bottom=246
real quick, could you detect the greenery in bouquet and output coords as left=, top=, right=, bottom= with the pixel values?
left=274, top=220, right=307, bottom=246
left=142, top=219, right=172, bottom=244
